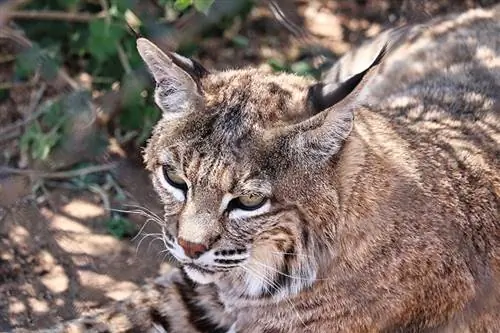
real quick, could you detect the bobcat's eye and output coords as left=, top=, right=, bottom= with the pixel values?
left=162, top=166, right=188, bottom=192
left=231, top=194, right=267, bottom=211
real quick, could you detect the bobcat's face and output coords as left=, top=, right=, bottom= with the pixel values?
left=138, top=38, right=383, bottom=297
left=145, top=72, right=319, bottom=292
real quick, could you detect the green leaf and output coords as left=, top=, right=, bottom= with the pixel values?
left=15, top=45, right=41, bottom=80
left=30, top=130, right=62, bottom=160
left=231, top=35, right=249, bottom=48
left=88, top=19, right=125, bottom=63
left=134, top=105, right=160, bottom=145
left=110, top=0, right=133, bottom=14
left=174, top=0, right=192, bottom=11
left=0, top=89, right=8, bottom=102
left=267, top=58, right=288, bottom=73
left=40, top=102, right=65, bottom=128
left=193, top=0, right=214, bottom=14
left=290, top=61, right=315, bottom=77
left=56, top=0, right=80, bottom=10
left=105, top=215, right=136, bottom=239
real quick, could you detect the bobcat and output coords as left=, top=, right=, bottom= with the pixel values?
left=23, top=4, right=500, bottom=333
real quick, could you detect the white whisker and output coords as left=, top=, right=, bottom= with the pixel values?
left=252, top=260, right=327, bottom=282
left=268, top=251, right=314, bottom=259
left=242, top=265, right=306, bottom=327
left=135, top=234, right=163, bottom=255
left=132, top=217, right=161, bottom=242
left=123, top=204, right=164, bottom=221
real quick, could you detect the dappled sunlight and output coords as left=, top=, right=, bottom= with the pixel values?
left=52, top=231, right=123, bottom=257
left=0, top=190, right=163, bottom=329
left=475, top=45, right=500, bottom=68
left=78, top=271, right=139, bottom=301
left=60, top=199, right=106, bottom=220
left=8, top=298, right=25, bottom=315
left=41, top=208, right=93, bottom=234
left=9, top=225, right=30, bottom=245
left=40, top=265, right=69, bottom=294
left=27, top=297, right=49, bottom=314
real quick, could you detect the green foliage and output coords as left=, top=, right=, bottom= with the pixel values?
left=174, top=0, right=214, bottom=14
left=105, top=214, right=136, bottom=239
left=20, top=101, right=67, bottom=161
left=231, top=35, right=249, bottom=48
left=13, top=0, right=248, bottom=167
left=267, top=58, right=319, bottom=78
left=15, top=44, right=61, bottom=81
left=87, top=19, right=126, bottom=63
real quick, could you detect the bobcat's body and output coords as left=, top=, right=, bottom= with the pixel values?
left=22, top=5, right=500, bottom=333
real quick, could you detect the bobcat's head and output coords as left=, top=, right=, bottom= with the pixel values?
left=138, top=38, right=383, bottom=298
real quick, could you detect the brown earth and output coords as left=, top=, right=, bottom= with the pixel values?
left=0, top=0, right=498, bottom=331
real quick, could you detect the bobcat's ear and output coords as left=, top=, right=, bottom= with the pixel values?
left=307, top=44, right=386, bottom=113
left=136, top=38, right=209, bottom=115
left=277, top=44, right=387, bottom=163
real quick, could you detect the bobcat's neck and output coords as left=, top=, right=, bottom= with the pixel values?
left=331, top=107, right=423, bottom=271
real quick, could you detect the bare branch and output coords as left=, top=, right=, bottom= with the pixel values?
left=0, top=163, right=117, bottom=179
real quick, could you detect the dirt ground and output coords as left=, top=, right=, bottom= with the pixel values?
left=1, top=0, right=498, bottom=331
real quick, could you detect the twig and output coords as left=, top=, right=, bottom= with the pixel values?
left=0, top=80, right=36, bottom=90
left=0, top=27, right=80, bottom=90
left=0, top=54, right=16, bottom=63
left=98, top=0, right=111, bottom=24
left=89, top=184, right=111, bottom=217
left=0, top=163, right=117, bottom=179
left=116, top=42, right=132, bottom=74
left=97, top=0, right=131, bottom=74
left=40, top=182, right=59, bottom=213
left=0, top=129, right=21, bottom=143
left=5, top=10, right=103, bottom=22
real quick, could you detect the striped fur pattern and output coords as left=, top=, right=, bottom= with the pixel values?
left=140, top=5, right=500, bottom=333
left=27, top=5, right=500, bottom=333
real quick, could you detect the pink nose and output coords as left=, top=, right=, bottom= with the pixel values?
left=178, top=238, right=208, bottom=259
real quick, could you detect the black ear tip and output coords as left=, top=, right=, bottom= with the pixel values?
left=371, top=43, right=388, bottom=68
left=307, top=82, right=326, bottom=112
left=126, top=22, right=142, bottom=39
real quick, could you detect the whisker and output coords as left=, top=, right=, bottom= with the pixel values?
left=268, top=251, right=314, bottom=259
left=110, top=207, right=165, bottom=226
left=131, top=217, right=162, bottom=242
left=123, top=204, right=164, bottom=221
left=241, top=265, right=306, bottom=327
left=135, top=233, right=163, bottom=255
left=252, top=260, right=326, bottom=282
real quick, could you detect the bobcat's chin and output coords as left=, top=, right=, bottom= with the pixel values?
left=183, top=264, right=218, bottom=284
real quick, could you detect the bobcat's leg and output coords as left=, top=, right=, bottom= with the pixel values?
left=16, top=268, right=235, bottom=333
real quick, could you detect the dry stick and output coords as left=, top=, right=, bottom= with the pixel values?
left=0, top=54, right=16, bottom=63
left=0, top=80, right=36, bottom=90
left=5, top=10, right=103, bottom=22
left=0, top=163, right=117, bottom=179
left=89, top=184, right=111, bottom=217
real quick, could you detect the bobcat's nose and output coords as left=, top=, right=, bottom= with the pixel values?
left=178, top=238, right=208, bottom=259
